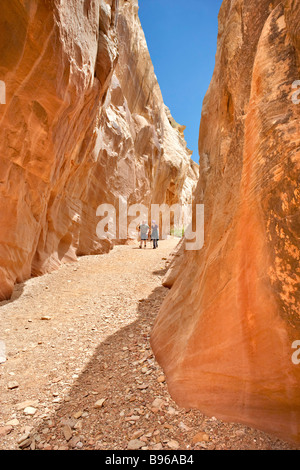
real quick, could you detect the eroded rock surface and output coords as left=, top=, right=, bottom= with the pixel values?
left=0, top=0, right=198, bottom=300
left=151, top=0, right=300, bottom=444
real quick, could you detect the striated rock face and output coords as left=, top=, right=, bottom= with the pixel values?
left=0, top=0, right=198, bottom=300
left=151, top=0, right=300, bottom=444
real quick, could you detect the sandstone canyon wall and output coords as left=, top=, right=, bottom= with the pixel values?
left=0, top=0, right=198, bottom=300
left=151, top=0, right=300, bottom=444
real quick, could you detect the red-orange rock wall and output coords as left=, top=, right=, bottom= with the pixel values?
left=151, top=0, right=300, bottom=444
left=0, top=0, right=198, bottom=300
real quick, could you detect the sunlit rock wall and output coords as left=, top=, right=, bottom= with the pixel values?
left=0, top=0, right=198, bottom=300
left=151, top=0, right=300, bottom=444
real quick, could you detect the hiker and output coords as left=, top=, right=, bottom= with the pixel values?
left=136, top=223, right=141, bottom=244
left=151, top=220, right=159, bottom=249
left=139, top=221, right=149, bottom=249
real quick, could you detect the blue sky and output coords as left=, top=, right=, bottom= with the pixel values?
left=138, top=0, right=223, bottom=163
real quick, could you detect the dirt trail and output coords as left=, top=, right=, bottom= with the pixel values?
left=0, top=239, right=297, bottom=450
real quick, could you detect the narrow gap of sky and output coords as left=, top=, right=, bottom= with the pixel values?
left=138, top=0, right=223, bottom=163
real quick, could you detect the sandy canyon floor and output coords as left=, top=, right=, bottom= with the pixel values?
left=0, top=239, right=298, bottom=451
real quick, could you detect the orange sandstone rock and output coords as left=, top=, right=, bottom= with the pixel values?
left=0, top=0, right=198, bottom=300
left=151, top=0, right=300, bottom=445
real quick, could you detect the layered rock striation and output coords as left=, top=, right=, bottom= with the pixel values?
left=0, top=0, right=198, bottom=300
left=151, top=0, right=300, bottom=444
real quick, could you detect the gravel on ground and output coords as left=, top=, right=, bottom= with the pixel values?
left=0, top=238, right=298, bottom=451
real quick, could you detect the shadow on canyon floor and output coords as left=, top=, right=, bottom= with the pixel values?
left=33, top=284, right=180, bottom=449
left=152, top=267, right=169, bottom=277
left=27, top=280, right=298, bottom=451
left=0, top=282, right=25, bottom=308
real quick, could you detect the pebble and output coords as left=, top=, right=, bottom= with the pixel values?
left=167, top=440, right=180, bottom=450
left=0, top=426, right=13, bottom=437
left=7, top=381, right=19, bottom=390
left=125, top=415, right=140, bottom=422
left=68, top=436, right=80, bottom=448
left=6, top=419, right=20, bottom=426
left=30, top=439, right=36, bottom=450
left=151, top=398, right=164, bottom=409
left=62, top=425, right=73, bottom=442
left=16, top=400, right=39, bottom=411
left=19, top=438, right=32, bottom=449
left=131, top=430, right=144, bottom=439
left=23, top=407, right=37, bottom=416
left=94, top=398, right=107, bottom=409
left=157, top=375, right=166, bottom=383
left=127, top=439, right=144, bottom=450
left=179, top=422, right=192, bottom=432
left=137, top=384, right=148, bottom=390
left=17, top=432, right=31, bottom=444
left=192, top=432, right=210, bottom=444
left=152, top=443, right=163, bottom=450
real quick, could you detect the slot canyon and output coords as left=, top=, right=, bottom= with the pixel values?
left=0, top=0, right=299, bottom=451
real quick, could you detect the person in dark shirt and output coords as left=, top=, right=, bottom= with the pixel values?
left=139, top=221, right=149, bottom=249
left=151, top=220, right=159, bottom=249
